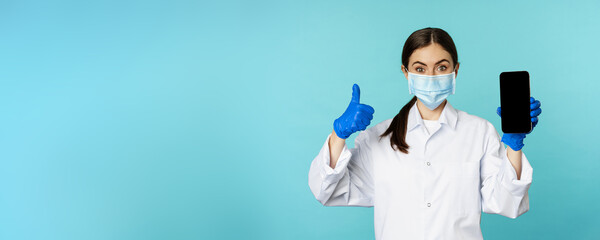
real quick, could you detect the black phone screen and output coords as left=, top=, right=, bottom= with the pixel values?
left=499, top=71, right=531, bottom=133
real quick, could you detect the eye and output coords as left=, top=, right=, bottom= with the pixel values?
left=416, top=67, right=425, bottom=72
left=437, top=65, right=447, bottom=71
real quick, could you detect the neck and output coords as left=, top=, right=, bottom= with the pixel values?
left=417, top=99, right=446, bottom=120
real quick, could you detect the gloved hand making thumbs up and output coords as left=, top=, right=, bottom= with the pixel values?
left=333, top=84, right=375, bottom=139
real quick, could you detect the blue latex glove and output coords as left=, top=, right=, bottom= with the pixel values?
left=496, top=97, right=542, bottom=151
left=333, top=84, right=375, bottom=139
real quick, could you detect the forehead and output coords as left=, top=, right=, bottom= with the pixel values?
left=409, top=43, right=452, bottom=65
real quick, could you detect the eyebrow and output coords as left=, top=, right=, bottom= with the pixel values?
left=412, top=59, right=450, bottom=66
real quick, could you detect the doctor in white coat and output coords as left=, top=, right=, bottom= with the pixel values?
left=308, top=27, right=542, bottom=240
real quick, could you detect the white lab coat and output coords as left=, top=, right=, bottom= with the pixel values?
left=308, top=101, right=533, bottom=240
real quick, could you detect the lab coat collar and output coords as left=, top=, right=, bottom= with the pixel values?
left=407, top=100, right=458, bottom=132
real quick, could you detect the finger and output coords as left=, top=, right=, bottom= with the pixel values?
left=496, top=107, right=502, bottom=117
left=351, top=84, right=360, bottom=103
left=530, top=100, right=540, bottom=110
left=530, top=107, right=541, bottom=117
left=531, top=116, right=538, bottom=128
left=358, top=110, right=373, bottom=121
left=357, top=122, right=367, bottom=131
left=350, top=122, right=359, bottom=133
left=358, top=115, right=371, bottom=127
left=358, top=117, right=367, bottom=127
left=530, top=97, right=535, bottom=103
left=358, top=104, right=374, bottom=115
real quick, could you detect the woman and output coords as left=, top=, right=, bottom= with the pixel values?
left=308, top=27, right=542, bottom=240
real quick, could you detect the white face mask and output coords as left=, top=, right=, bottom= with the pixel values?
left=407, top=71, right=456, bottom=110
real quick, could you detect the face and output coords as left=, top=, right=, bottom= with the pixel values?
left=401, top=43, right=459, bottom=78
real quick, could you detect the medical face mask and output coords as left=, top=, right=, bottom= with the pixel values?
left=407, top=71, right=456, bottom=110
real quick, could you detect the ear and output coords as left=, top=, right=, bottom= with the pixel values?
left=401, top=65, right=408, bottom=80
left=454, top=62, right=460, bottom=78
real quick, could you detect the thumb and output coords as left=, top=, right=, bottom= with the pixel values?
left=351, top=83, right=360, bottom=103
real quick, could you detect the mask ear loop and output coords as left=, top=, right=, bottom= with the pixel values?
left=404, top=66, right=420, bottom=94
left=451, top=65, right=457, bottom=94
left=451, top=70, right=456, bottom=94
left=404, top=66, right=415, bottom=95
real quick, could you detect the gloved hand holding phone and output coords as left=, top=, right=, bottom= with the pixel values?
left=496, top=96, right=542, bottom=151
left=333, top=84, right=375, bottom=139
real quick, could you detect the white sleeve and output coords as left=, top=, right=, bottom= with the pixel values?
left=308, top=131, right=375, bottom=207
left=480, top=122, right=533, bottom=218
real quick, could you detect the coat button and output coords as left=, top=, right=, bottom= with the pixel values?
left=426, top=162, right=431, bottom=166
left=427, top=203, right=431, bottom=207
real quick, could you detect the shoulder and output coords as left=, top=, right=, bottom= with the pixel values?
left=355, top=118, right=394, bottom=143
left=455, top=108, right=498, bottom=134
left=371, top=118, right=394, bottom=134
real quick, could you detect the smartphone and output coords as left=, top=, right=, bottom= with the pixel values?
left=499, top=71, right=531, bottom=133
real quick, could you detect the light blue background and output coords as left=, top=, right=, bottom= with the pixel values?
left=1, top=0, right=598, bottom=239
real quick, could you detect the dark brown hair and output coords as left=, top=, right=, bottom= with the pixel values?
left=379, top=27, right=459, bottom=154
